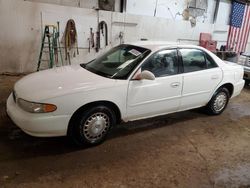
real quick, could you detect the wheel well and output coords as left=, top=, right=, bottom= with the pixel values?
left=220, top=83, right=234, bottom=97
left=67, top=101, right=121, bottom=134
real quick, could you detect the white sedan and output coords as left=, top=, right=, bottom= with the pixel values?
left=7, top=42, right=245, bottom=146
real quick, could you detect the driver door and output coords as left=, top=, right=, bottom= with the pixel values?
left=126, top=49, right=183, bottom=120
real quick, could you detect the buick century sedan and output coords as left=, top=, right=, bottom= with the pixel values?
left=7, top=42, right=245, bottom=146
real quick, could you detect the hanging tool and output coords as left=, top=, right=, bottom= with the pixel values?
left=37, top=24, right=63, bottom=71
left=90, top=28, right=95, bottom=48
left=88, top=27, right=95, bottom=53
left=54, top=22, right=63, bottom=65
left=53, top=22, right=64, bottom=66
left=95, top=8, right=100, bottom=52
left=119, top=31, right=124, bottom=44
left=95, top=30, right=100, bottom=52
left=64, top=19, right=79, bottom=61
left=96, top=21, right=108, bottom=52
left=99, top=21, right=108, bottom=46
left=88, top=38, right=91, bottom=53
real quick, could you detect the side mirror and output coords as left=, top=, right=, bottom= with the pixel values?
left=140, top=70, right=155, bottom=80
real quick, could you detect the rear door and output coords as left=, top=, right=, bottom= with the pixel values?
left=179, top=48, right=223, bottom=110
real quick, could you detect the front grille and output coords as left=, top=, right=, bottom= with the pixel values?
left=13, top=91, right=16, bottom=103
left=247, top=57, right=250, bottom=67
left=238, top=55, right=250, bottom=67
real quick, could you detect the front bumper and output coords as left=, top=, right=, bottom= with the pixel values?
left=6, top=93, right=70, bottom=137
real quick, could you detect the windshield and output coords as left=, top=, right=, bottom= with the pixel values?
left=81, top=44, right=151, bottom=79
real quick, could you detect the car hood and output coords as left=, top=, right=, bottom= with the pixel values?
left=14, top=65, right=116, bottom=102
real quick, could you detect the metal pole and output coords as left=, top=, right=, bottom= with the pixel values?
left=154, top=0, right=159, bottom=17
left=213, top=0, right=220, bottom=23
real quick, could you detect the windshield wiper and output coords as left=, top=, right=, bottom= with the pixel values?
left=81, top=64, right=113, bottom=79
left=80, top=63, right=86, bottom=68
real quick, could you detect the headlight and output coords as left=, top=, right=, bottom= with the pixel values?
left=17, top=98, right=57, bottom=113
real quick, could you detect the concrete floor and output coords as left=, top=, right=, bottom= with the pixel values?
left=0, top=75, right=250, bottom=188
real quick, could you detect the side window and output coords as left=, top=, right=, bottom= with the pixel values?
left=180, top=49, right=206, bottom=73
left=205, top=53, right=218, bottom=68
left=141, top=49, right=179, bottom=77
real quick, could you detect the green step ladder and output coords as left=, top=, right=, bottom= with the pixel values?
left=37, top=22, right=63, bottom=71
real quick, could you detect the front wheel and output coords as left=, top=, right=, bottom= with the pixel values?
left=206, top=87, right=230, bottom=115
left=68, top=105, right=116, bottom=146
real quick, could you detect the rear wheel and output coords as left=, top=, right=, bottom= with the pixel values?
left=206, top=87, right=230, bottom=115
left=68, top=105, right=116, bottom=146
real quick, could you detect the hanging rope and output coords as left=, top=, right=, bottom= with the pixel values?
left=64, top=19, right=79, bottom=61
left=96, top=21, right=108, bottom=52
left=99, top=21, right=108, bottom=46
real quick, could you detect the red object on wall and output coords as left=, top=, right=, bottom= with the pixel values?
left=200, top=33, right=212, bottom=42
left=199, top=33, right=217, bottom=52
left=205, top=41, right=217, bottom=52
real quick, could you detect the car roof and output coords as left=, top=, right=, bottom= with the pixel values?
left=126, top=40, right=226, bottom=68
left=127, top=41, right=203, bottom=51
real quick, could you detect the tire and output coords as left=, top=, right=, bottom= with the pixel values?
left=206, top=87, right=230, bottom=115
left=68, top=105, right=116, bottom=146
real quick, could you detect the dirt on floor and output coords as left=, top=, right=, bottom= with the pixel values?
left=0, top=75, right=250, bottom=188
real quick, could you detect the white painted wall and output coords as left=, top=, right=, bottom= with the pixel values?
left=0, top=0, right=250, bottom=73
left=26, top=0, right=121, bottom=11
left=216, top=0, right=231, bottom=25
left=126, top=0, right=157, bottom=17
left=125, top=0, right=250, bottom=50
left=127, top=0, right=215, bottom=24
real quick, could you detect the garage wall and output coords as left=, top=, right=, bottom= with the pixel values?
left=126, top=0, right=230, bottom=24
left=0, top=0, right=250, bottom=73
left=25, top=0, right=121, bottom=12
left=0, top=0, right=116, bottom=73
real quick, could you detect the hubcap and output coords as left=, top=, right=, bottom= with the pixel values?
left=213, top=92, right=227, bottom=112
left=83, top=112, right=110, bottom=142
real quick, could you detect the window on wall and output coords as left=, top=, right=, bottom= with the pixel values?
left=189, top=0, right=208, bottom=10
left=216, top=1, right=231, bottom=25
left=141, top=49, right=179, bottom=77
left=188, top=0, right=208, bottom=20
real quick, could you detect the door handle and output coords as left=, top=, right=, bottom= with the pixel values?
left=211, top=75, right=219, bottom=80
left=171, top=82, right=180, bottom=88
